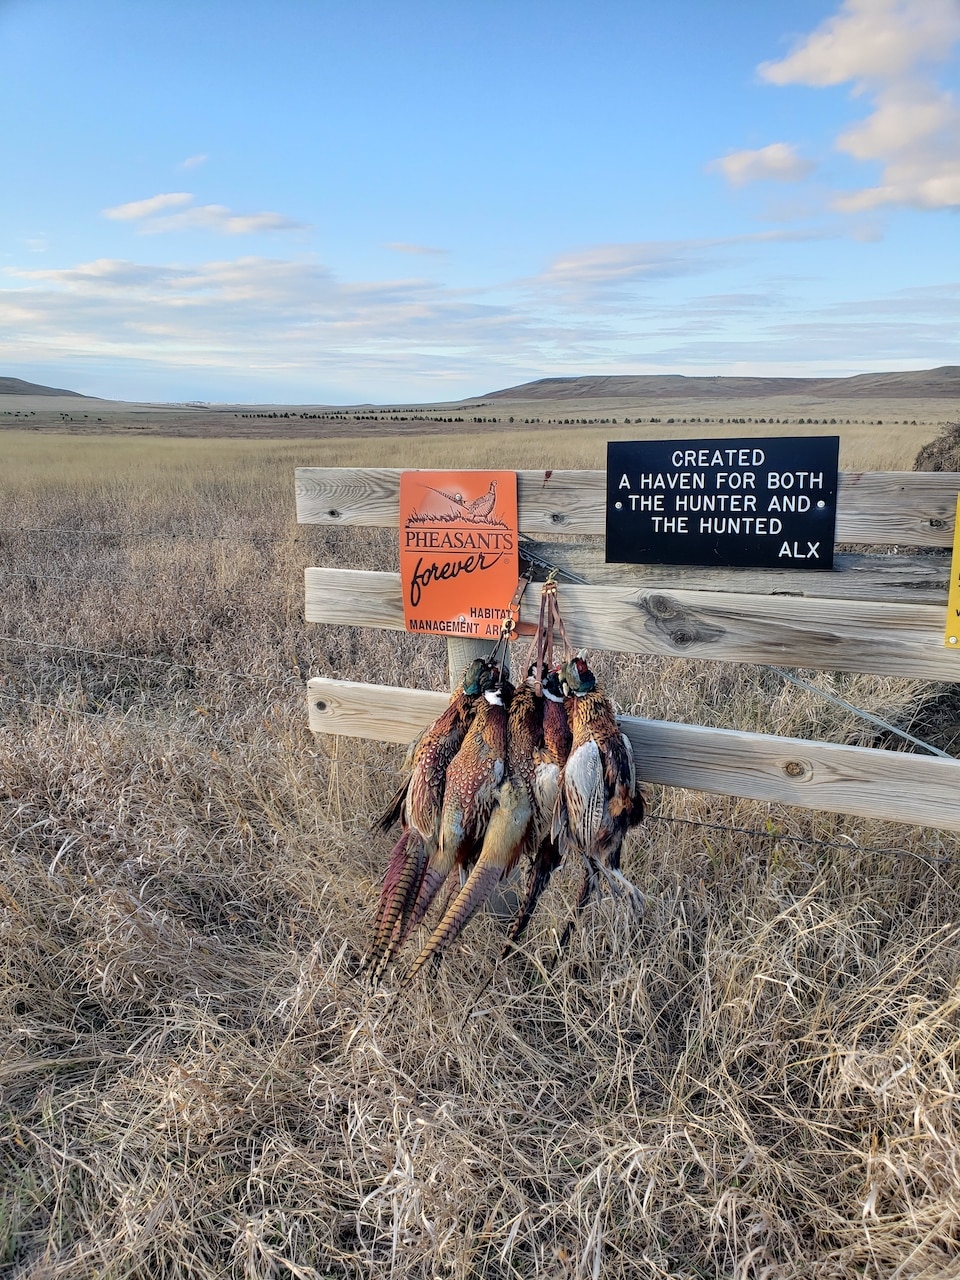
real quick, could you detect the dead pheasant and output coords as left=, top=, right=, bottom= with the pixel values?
left=402, top=778, right=532, bottom=987
left=553, top=656, right=643, bottom=947
left=362, top=657, right=492, bottom=979
left=502, top=667, right=571, bottom=952
left=402, top=672, right=541, bottom=982
left=395, top=667, right=511, bottom=965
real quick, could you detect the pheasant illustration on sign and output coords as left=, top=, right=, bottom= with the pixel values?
left=399, top=470, right=519, bottom=637
left=421, top=479, right=500, bottom=522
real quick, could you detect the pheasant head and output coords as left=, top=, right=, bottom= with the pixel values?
left=560, top=656, right=596, bottom=697
left=542, top=669, right=565, bottom=703
left=459, top=656, right=492, bottom=697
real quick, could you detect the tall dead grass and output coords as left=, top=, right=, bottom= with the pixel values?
left=1, top=428, right=959, bottom=1279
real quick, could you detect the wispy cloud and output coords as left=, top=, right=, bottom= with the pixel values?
left=710, top=143, right=815, bottom=187
left=143, top=205, right=308, bottom=234
left=4, top=238, right=954, bottom=395
left=526, top=231, right=829, bottom=307
left=179, top=153, right=208, bottom=170
left=755, top=0, right=960, bottom=212
left=523, top=242, right=730, bottom=312
left=386, top=241, right=446, bottom=255
left=2, top=255, right=535, bottom=379
left=104, top=193, right=193, bottom=221
left=101, top=192, right=308, bottom=234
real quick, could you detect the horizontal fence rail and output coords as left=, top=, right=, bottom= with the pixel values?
left=307, top=678, right=960, bottom=832
left=305, top=567, right=959, bottom=681
left=296, top=467, right=960, bottom=547
left=519, top=538, right=951, bottom=604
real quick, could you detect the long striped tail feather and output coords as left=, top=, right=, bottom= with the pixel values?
left=400, top=861, right=506, bottom=990
left=361, top=829, right=428, bottom=983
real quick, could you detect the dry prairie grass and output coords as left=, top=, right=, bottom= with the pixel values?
left=2, top=427, right=960, bottom=1280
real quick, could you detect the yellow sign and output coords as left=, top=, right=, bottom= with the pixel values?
left=399, top=470, right=519, bottom=638
left=946, top=494, right=960, bottom=649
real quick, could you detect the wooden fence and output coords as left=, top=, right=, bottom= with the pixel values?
left=297, top=466, right=960, bottom=833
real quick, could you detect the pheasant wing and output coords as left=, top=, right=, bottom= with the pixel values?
left=558, top=739, right=605, bottom=855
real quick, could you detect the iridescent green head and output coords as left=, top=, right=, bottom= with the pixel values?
left=560, top=657, right=596, bottom=696
left=459, top=657, right=490, bottom=696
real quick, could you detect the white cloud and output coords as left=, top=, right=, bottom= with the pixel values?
left=386, top=241, right=446, bottom=255
left=104, top=192, right=193, bottom=220
left=531, top=243, right=712, bottom=298
left=527, top=231, right=828, bottom=306
left=751, top=0, right=960, bottom=212
left=18, top=258, right=174, bottom=286
left=2, top=255, right=534, bottom=375
left=710, top=143, right=815, bottom=186
left=180, top=154, right=208, bottom=169
left=143, top=205, right=308, bottom=234
left=3, top=246, right=955, bottom=396
left=101, top=192, right=307, bottom=234
left=834, top=156, right=960, bottom=208
left=759, top=0, right=960, bottom=86
left=836, top=81, right=956, bottom=157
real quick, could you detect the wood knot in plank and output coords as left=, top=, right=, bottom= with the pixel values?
left=641, top=594, right=725, bottom=650
left=782, top=759, right=812, bottom=780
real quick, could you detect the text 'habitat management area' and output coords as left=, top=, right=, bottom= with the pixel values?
left=606, top=436, right=840, bottom=570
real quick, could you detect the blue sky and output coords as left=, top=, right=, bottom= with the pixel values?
left=2, top=0, right=958, bottom=403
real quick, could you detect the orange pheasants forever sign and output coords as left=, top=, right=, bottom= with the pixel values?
left=399, top=470, right=519, bottom=637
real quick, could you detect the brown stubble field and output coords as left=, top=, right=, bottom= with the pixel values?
left=2, top=413, right=960, bottom=1279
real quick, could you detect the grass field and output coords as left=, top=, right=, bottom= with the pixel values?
left=3, top=421, right=960, bottom=1279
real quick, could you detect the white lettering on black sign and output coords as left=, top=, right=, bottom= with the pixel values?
left=606, top=436, right=839, bottom=570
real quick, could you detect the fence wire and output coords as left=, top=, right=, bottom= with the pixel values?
left=0, top=634, right=301, bottom=688
left=1, top=673, right=956, bottom=869
left=1, top=526, right=298, bottom=544
left=2, top=525, right=956, bottom=785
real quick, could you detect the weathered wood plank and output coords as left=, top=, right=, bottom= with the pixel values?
left=306, top=678, right=960, bottom=831
left=295, top=467, right=960, bottom=547
left=521, top=538, right=951, bottom=603
left=304, top=567, right=960, bottom=681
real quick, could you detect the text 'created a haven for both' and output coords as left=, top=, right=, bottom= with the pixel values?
left=606, top=436, right=840, bottom=570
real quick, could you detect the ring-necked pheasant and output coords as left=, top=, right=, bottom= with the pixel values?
left=502, top=666, right=571, bottom=953
left=552, top=656, right=643, bottom=948
left=396, top=667, right=511, bottom=967
left=402, top=670, right=542, bottom=982
left=363, top=657, right=492, bottom=980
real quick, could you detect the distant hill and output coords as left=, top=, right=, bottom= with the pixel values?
left=482, top=367, right=960, bottom=401
left=0, top=377, right=90, bottom=397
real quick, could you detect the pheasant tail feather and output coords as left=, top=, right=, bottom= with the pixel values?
left=362, top=829, right=427, bottom=980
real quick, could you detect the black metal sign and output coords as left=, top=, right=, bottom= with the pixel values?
left=606, top=436, right=840, bottom=570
